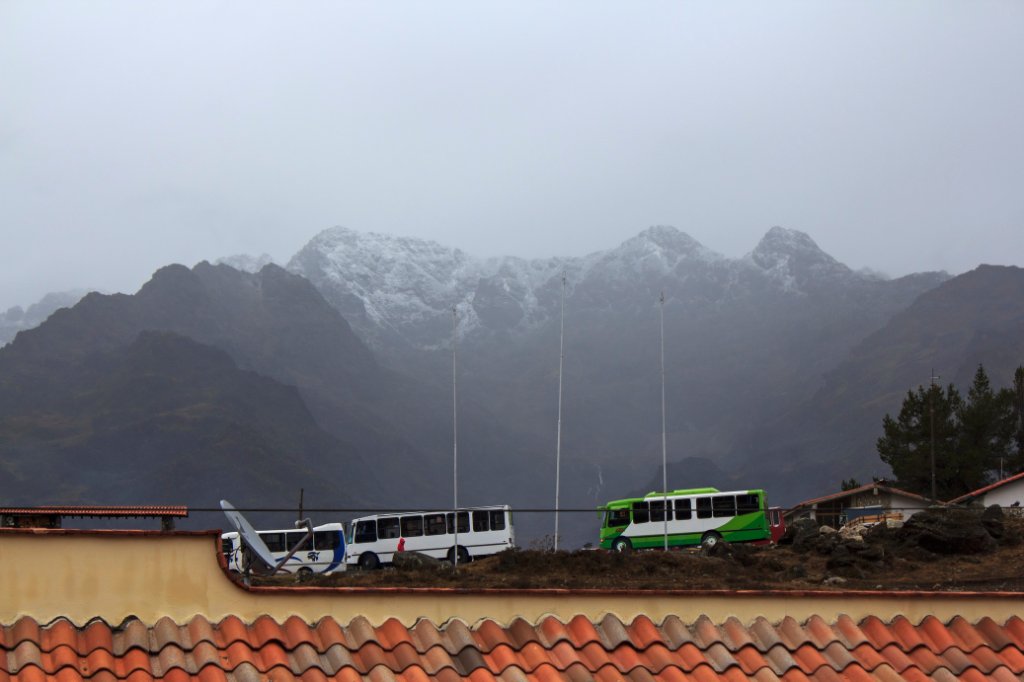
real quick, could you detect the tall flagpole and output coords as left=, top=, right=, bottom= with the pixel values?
left=660, top=291, right=668, bottom=551
left=554, top=273, right=566, bottom=551
left=452, top=305, right=459, bottom=568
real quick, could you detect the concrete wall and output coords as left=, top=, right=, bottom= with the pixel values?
left=1, top=528, right=1021, bottom=626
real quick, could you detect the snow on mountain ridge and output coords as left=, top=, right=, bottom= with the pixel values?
left=745, top=226, right=854, bottom=293
left=285, top=224, right=879, bottom=350
left=216, top=253, right=275, bottom=273
left=587, top=225, right=723, bottom=285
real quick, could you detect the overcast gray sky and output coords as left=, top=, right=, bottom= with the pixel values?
left=2, top=1, right=1023, bottom=311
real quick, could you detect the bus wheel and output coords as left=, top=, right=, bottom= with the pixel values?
left=612, top=537, right=632, bottom=553
left=447, top=546, right=469, bottom=565
left=297, top=567, right=313, bottom=579
left=358, top=552, right=380, bottom=570
left=701, top=532, right=722, bottom=549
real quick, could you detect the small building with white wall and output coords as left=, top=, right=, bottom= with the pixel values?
left=785, top=482, right=935, bottom=528
left=949, top=471, right=1024, bottom=508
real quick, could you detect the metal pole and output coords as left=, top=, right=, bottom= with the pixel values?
left=660, top=291, right=668, bottom=551
left=452, top=306, right=459, bottom=568
left=554, top=273, right=565, bottom=551
left=930, top=369, right=938, bottom=502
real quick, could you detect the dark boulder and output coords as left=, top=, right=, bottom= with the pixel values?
left=981, top=504, right=1005, bottom=540
left=897, top=507, right=997, bottom=555
left=392, top=551, right=443, bottom=570
left=782, top=517, right=820, bottom=550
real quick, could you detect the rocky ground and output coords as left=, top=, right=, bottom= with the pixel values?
left=250, top=506, right=1024, bottom=591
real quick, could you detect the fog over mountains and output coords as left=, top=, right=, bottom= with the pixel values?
left=285, top=225, right=902, bottom=353
left=3, top=224, right=1021, bottom=544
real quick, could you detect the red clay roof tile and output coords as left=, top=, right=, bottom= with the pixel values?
left=719, top=618, right=754, bottom=651
left=3, top=614, right=1024, bottom=681
left=595, top=614, right=631, bottom=650
left=627, top=615, right=663, bottom=650
left=748, top=617, right=783, bottom=651
left=948, top=615, right=989, bottom=651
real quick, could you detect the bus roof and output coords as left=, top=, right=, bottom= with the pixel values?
left=599, top=488, right=766, bottom=509
left=348, top=505, right=510, bottom=521
left=643, top=487, right=720, bottom=499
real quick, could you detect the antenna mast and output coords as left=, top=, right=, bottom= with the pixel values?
left=929, top=369, right=939, bottom=501
left=660, top=291, right=668, bottom=551
left=452, top=305, right=460, bottom=568
left=554, top=273, right=566, bottom=551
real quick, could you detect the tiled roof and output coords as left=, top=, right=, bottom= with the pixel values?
left=3, top=613, right=1024, bottom=681
left=787, top=483, right=936, bottom=512
left=0, top=506, right=188, bottom=518
left=949, top=471, right=1024, bottom=504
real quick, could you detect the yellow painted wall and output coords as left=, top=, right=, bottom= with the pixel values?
left=0, top=530, right=1019, bottom=626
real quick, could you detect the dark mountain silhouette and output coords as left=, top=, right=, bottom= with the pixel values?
left=0, top=330, right=383, bottom=516
left=0, top=290, right=87, bottom=347
left=0, top=261, right=553, bottom=534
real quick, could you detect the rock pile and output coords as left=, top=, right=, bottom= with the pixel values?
left=784, top=505, right=1019, bottom=580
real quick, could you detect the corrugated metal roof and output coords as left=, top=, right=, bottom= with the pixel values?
left=2, top=613, right=1023, bottom=681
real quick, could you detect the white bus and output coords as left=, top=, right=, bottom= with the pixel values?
left=221, top=522, right=346, bottom=575
left=345, top=505, right=514, bottom=569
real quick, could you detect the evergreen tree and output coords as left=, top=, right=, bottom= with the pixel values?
left=877, top=382, right=961, bottom=499
left=1010, top=366, right=1024, bottom=473
left=956, top=364, right=1014, bottom=492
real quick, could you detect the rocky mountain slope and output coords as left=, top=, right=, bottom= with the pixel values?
left=0, top=290, right=88, bottom=347
left=8, top=225, right=1014, bottom=545
left=743, top=264, right=1024, bottom=497
left=286, top=225, right=950, bottom=510
left=0, top=262, right=554, bottom=534
left=0, top=329, right=382, bottom=514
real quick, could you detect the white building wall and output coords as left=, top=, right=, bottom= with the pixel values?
left=977, top=480, right=1024, bottom=508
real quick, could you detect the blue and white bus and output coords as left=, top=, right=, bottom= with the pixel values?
left=221, top=522, right=346, bottom=575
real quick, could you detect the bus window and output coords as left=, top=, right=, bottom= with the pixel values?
left=489, top=510, right=506, bottom=531
left=354, top=520, right=377, bottom=544
left=313, top=530, right=341, bottom=550
left=289, top=531, right=311, bottom=550
left=401, top=515, right=424, bottom=537
left=261, top=532, right=287, bottom=552
left=713, top=496, right=737, bottom=518
left=632, top=502, right=650, bottom=524
left=446, top=512, right=469, bottom=534
left=221, top=538, right=234, bottom=555
left=650, top=500, right=666, bottom=523
left=696, top=497, right=712, bottom=519
left=675, top=498, right=692, bottom=520
left=378, top=517, right=400, bottom=539
left=472, top=510, right=490, bottom=532
left=606, top=508, right=629, bottom=527
left=425, top=513, right=446, bottom=536
left=737, top=494, right=760, bottom=514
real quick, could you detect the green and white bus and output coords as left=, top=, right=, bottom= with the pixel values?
left=598, top=487, right=771, bottom=551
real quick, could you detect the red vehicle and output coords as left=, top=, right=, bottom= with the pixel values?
left=768, top=506, right=786, bottom=543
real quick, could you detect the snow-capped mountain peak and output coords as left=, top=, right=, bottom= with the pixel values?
left=280, top=224, right=882, bottom=351
left=216, top=253, right=276, bottom=273
left=747, top=226, right=852, bottom=291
